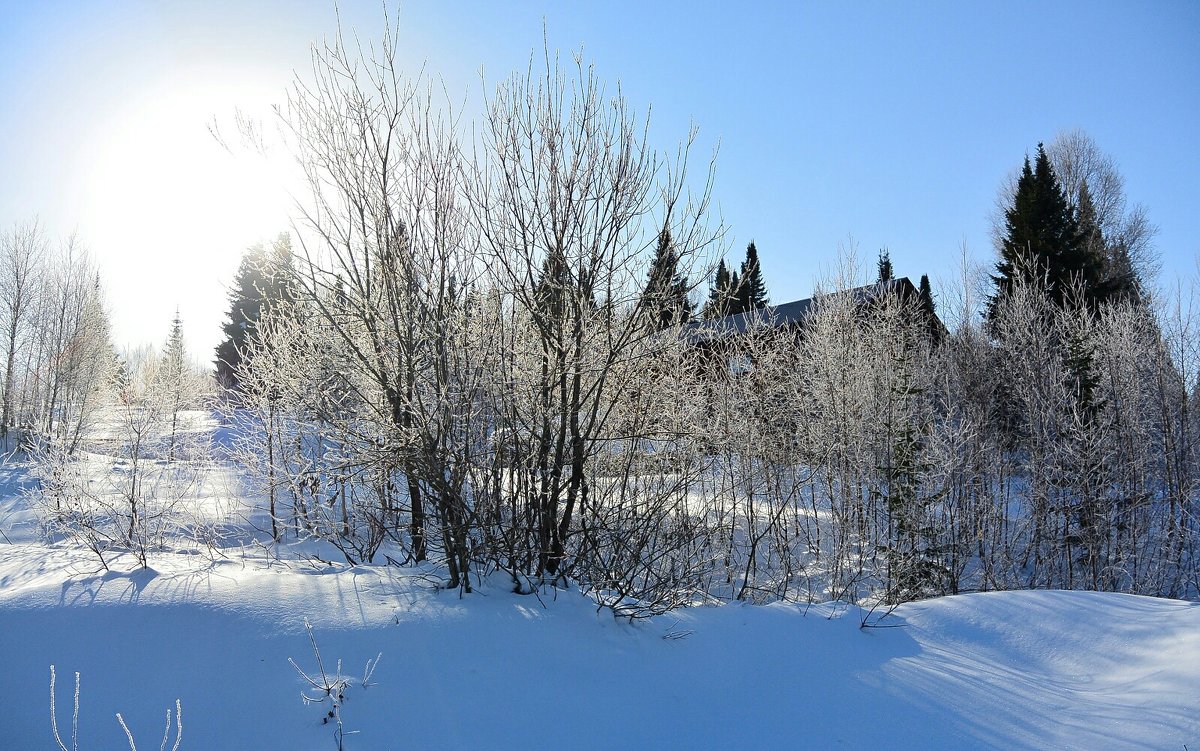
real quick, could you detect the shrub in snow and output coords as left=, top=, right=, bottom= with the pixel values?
left=29, top=343, right=213, bottom=570
left=289, top=619, right=382, bottom=751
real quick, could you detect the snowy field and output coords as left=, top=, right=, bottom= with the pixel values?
left=1, top=426, right=1198, bottom=749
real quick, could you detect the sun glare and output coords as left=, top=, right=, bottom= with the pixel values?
left=77, top=74, right=295, bottom=356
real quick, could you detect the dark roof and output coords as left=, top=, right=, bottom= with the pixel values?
left=686, top=278, right=916, bottom=343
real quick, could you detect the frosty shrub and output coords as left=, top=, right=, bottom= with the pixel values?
left=31, top=346, right=211, bottom=570
left=289, top=619, right=382, bottom=751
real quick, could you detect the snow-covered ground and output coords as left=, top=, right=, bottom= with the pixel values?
left=1, top=427, right=1198, bottom=749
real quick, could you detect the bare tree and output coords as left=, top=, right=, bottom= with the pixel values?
left=39, top=241, right=117, bottom=454
left=1047, top=129, right=1157, bottom=277
left=259, top=12, right=724, bottom=592
left=467, top=49, right=720, bottom=582
left=1, top=219, right=47, bottom=448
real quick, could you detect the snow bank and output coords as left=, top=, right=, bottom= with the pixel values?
left=0, top=548, right=1195, bottom=750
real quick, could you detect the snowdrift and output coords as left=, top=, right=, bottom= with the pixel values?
left=0, top=548, right=1195, bottom=750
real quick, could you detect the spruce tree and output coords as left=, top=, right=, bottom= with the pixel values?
left=1043, top=163, right=1102, bottom=306
left=989, top=144, right=1095, bottom=316
left=702, top=259, right=733, bottom=319
left=640, top=226, right=693, bottom=330
left=918, top=274, right=935, bottom=316
left=1076, top=180, right=1104, bottom=267
left=736, top=241, right=769, bottom=313
left=917, top=273, right=941, bottom=345
left=1065, top=326, right=1101, bottom=418
left=215, top=234, right=294, bottom=391
left=990, top=153, right=1036, bottom=312
left=160, top=309, right=189, bottom=462
left=877, top=249, right=894, bottom=283
left=162, top=309, right=186, bottom=383
left=534, top=244, right=571, bottom=323
left=1105, top=242, right=1142, bottom=305
left=1077, top=179, right=1141, bottom=306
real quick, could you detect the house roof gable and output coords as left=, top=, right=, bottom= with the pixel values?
left=686, top=277, right=919, bottom=342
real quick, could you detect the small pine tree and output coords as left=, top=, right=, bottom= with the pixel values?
left=1065, top=326, right=1101, bottom=418
left=534, top=245, right=571, bottom=323
left=877, top=249, right=894, bottom=283
left=917, top=273, right=941, bottom=344
left=640, top=226, right=693, bottom=330
left=736, top=241, right=768, bottom=313
left=702, top=259, right=733, bottom=319
left=160, top=309, right=189, bottom=463
left=162, top=310, right=186, bottom=382
left=879, top=372, right=950, bottom=603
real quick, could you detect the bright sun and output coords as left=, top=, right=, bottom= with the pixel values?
left=77, top=73, right=296, bottom=357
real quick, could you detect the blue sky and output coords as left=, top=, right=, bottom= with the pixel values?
left=1, top=1, right=1197, bottom=356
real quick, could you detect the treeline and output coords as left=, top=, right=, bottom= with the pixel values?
left=0, top=223, right=214, bottom=454
left=0, top=223, right=114, bottom=453
left=205, top=26, right=1196, bottom=611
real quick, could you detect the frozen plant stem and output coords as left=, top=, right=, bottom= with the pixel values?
left=49, top=665, right=182, bottom=751
left=49, top=665, right=79, bottom=751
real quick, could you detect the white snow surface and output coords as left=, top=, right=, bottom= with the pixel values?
left=0, top=545, right=1196, bottom=750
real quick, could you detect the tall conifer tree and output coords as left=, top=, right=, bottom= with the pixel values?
left=918, top=274, right=935, bottom=311
left=1076, top=180, right=1104, bottom=265
left=917, top=273, right=941, bottom=345
left=736, top=241, right=769, bottom=313
left=215, top=234, right=295, bottom=390
left=1077, top=179, right=1141, bottom=305
left=702, top=259, right=733, bottom=319
left=640, top=226, right=693, bottom=329
left=877, top=249, right=894, bottom=283
left=989, top=144, right=1096, bottom=316
left=161, top=309, right=189, bottom=462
